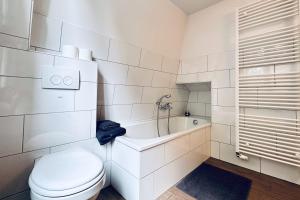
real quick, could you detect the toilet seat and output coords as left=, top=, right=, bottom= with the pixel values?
left=29, top=148, right=105, bottom=198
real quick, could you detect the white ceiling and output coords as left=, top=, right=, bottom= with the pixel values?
left=170, top=0, right=223, bottom=15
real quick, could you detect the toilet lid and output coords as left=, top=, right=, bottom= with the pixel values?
left=30, top=148, right=104, bottom=191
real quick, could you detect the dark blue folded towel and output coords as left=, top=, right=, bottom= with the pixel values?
left=97, top=120, right=120, bottom=131
left=96, top=127, right=126, bottom=145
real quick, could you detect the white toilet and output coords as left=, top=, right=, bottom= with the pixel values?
left=29, top=148, right=106, bottom=200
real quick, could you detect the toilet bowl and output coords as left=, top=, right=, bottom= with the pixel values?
left=29, top=148, right=106, bottom=200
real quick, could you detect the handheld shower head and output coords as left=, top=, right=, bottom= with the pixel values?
left=164, top=94, right=171, bottom=98
left=156, top=94, right=172, bottom=105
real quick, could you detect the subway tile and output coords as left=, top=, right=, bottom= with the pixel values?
left=140, top=50, right=163, bottom=71
left=169, top=74, right=177, bottom=89
left=208, top=51, right=235, bottom=71
left=23, top=111, right=91, bottom=151
left=152, top=71, right=171, bottom=88
left=100, top=105, right=132, bottom=122
left=211, top=106, right=235, bottom=126
left=211, top=141, right=220, bottom=159
left=113, top=85, right=143, bottom=105
left=171, top=88, right=189, bottom=102
left=176, top=73, right=198, bottom=83
left=217, top=88, right=235, bottom=106
left=0, top=33, right=29, bottom=50
left=190, top=128, right=206, bottom=149
left=205, top=104, right=211, bottom=117
left=91, top=110, right=97, bottom=137
left=198, top=71, right=214, bottom=83
left=97, top=84, right=115, bottom=106
left=212, top=70, right=230, bottom=88
left=220, top=143, right=260, bottom=172
left=0, top=149, right=49, bottom=199
left=230, top=126, right=236, bottom=145
left=165, top=135, right=190, bottom=163
left=154, top=152, right=193, bottom=197
left=54, top=56, right=98, bottom=83
left=230, top=69, right=235, bottom=87
left=111, top=162, right=139, bottom=200
left=211, top=89, right=218, bottom=105
left=0, top=77, right=74, bottom=116
left=0, top=116, right=23, bottom=157
left=0, top=0, right=32, bottom=38
left=171, top=102, right=187, bottom=116
left=188, top=92, right=198, bottom=103
left=261, top=158, right=300, bottom=184
left=131, top=104, right=154, bottom=121
left=108, top=39, right=141, bottom=66
left=162, top=57, right=179, bottom=74
left=112, top=141, right=140, bottom=177
left=31, top=13, right=62, bottom=51
left=97, top=60, right=128, bottom=84
left=185, top=83, right=210, bottom=91
left=181, top=56, right=207, bottom=74
left=35, top=47, right=60, bottom=56
left=75, top=82, right=97, bottom=111
left=141, top=87, right=169, bottom=103
left=198, top=91, right=211, bottom=103
left=0, top=47, right=54, bottom=78
left=139, top=173, right=155, bottom=200
left=61, top=23, right=109, bottom=60
left=127, top=67, right=154, bottom=86
left=211, top=123, right=231, bottom=144
left=187, top=103, right=205, bottom=116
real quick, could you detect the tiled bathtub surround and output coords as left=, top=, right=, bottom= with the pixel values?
left=178, top=0, right=300, bottom=185
left=111, top=123, right=211, bottom=200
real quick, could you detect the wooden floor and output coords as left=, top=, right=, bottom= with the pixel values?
left=99, top=158, right=300, bottom=200
left=206, top=158, right=300, bottom=200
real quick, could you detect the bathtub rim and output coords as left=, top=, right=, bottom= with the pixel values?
left=115, top=117, right=211, bottom=152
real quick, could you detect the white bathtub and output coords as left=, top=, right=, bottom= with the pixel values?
left=111, top=116, right=211, bottom=200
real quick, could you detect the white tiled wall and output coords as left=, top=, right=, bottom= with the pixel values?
left=29, top=12, right=189, bottom=125
left=186, top=84, right=211, bottom=117
left=0, top=1, right=188, bottom=199
left=179, top=0, right=300, bottom=185
left=0, top=0, right=33, bottom=50
left=0, top=48, right=101, bottom=199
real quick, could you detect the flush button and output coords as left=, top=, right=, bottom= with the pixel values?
left=50, top=75, right=62, bottom=85
left=63, top=76, right=73, bottom=86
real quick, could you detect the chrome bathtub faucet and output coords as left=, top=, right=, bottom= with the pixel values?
left=156, top=94, right=172, bottom=137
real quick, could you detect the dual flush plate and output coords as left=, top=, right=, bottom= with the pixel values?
left=42, top=68, right=80, bottom=90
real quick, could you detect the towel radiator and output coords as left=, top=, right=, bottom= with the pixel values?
left=236, top=0, right=300, bottom=167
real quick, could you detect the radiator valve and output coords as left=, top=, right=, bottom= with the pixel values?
left=236, top=152, right=248, bottom=160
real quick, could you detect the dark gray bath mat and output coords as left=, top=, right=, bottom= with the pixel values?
left=176, top=163, right=251, bottom=200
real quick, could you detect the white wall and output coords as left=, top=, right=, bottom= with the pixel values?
left=179, top=0, right=300, bottom=185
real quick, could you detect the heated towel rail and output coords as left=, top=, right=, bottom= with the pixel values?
left=236, top=0, right=300, bottom=167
